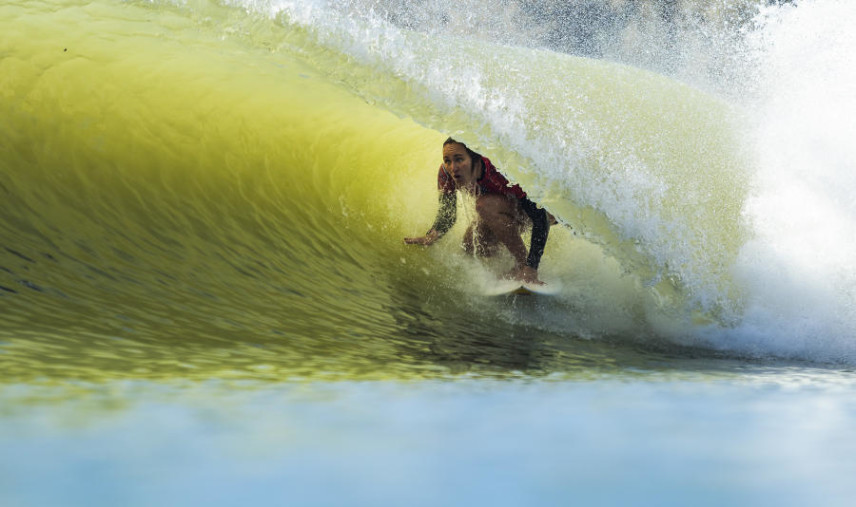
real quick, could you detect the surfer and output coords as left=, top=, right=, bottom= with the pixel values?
left=404, top=137, right=551, bottom=284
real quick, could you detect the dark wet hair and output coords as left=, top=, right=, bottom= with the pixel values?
left=443, top=137, right=482, bottom=162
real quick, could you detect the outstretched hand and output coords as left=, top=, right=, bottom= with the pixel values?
left=505, top=266, right=544, bottom=285
left=404, top=229, right=440, bottom=246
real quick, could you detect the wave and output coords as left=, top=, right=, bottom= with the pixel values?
left=1, top=0, right=854, bottom=375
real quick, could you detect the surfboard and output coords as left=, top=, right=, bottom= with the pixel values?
left=482, top=279, right=561, bottom=297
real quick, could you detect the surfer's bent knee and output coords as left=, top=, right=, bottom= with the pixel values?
left=462, top=224, right=475, bottom=254
left=462, top=221, right=501, bottom=258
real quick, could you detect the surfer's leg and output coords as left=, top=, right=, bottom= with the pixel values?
left=462, top=221, right=500, bottom=257
left=462, top=223, right=475, bottom=255
left=475, top=194, right=527, bottom=267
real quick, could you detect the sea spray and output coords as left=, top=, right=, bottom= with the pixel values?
left=721, top=0, right=856, bottom=361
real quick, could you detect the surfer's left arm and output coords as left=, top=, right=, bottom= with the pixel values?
left=513, top=197, right=550, bottom=283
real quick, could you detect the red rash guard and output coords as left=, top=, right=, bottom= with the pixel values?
left=437, top=156, right=528, bottom=200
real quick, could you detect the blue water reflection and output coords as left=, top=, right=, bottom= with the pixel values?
left=2, top=376, right=855, bottom=506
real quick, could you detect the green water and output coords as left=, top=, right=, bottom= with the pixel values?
left=2, top=0, right=856, bottom=504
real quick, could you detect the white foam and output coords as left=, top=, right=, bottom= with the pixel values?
left=724, top=0, right=856, bottom=361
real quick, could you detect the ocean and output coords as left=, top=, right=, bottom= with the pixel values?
left=2, top=0, right=856, bottom=505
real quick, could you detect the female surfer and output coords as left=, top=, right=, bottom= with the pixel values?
left=404, top=137, right=551, bottom=284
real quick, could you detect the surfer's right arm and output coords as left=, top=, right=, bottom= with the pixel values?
left=404, top=163, right=457, bottom=246
left=404, top=191, right=457, bottom=246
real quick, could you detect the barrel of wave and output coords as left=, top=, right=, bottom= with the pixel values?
left=0, top=0, right=440, bottom=311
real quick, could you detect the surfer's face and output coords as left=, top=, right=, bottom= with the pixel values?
left=443, top=143, right=478, bottom=188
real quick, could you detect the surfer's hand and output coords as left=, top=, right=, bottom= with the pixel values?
left=506, top=266, right=544, bottom=285
left=404, top=230, right=440, bottom=246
